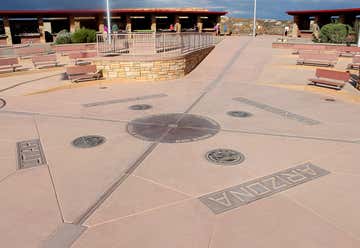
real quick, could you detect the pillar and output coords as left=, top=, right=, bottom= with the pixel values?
left=339, top=14, right=356, bottom=27
left=38, top=17, right=46, bottom=43
left=70, top=16, right=75, bottom=32
left=3, top=16, right=12, bottom=46
left=312, top=16, right=321, bottom=40
left=151, top=15, right=156, bottom=32
left=69, top=16, right=80, bottom=32
left=292, top=16, right=300, bottom=38
left=175, top=15, right=181, bottom=33
left=339, top=15, right=346, bottom=24
left=98, top=13, right=105, bottom=32
left=125, top=15, right=131, bottom=32
left=197, top=16, right=203, bottom=33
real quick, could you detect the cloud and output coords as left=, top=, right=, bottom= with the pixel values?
left=1, top=0, right=359, bottom=19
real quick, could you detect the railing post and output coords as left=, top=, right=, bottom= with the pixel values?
left=163, top=33, right=166, bottom=54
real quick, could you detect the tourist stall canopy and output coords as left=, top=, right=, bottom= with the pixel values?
left=286, top=8, right=360, bottom=38
left=0, top=8, right=227, bottom=45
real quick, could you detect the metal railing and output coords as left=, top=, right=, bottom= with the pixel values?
left=96, top=32, right=222, bottom=57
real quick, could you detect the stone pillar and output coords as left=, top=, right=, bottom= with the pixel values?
left=151, top=15, right=156, bottom=32
left=3, top=16, right=12, bottom=46
left=339, top=15, right=346, bottom=24
left=70, top=16, right=75, bottom=32
left=70, top=16, right=80, bottom=32
left=125, top=15, right=132, bottom=32
left=197, top=16, right=203, bottom=33
left=175, top=16, right=181, bottom=33
left=292, top=16, right=300, bottom=38
left=38, top=17, right=46, bottom=43
left=98, top=13, right=105, bottom=32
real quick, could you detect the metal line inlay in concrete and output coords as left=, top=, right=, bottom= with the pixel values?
left=42, top=223, right=87, bottom=248
left=0, top=98, right=6, bottom=109
left=72, top=135, right=106, bottom=149
left=83, top=93, right=168, bottom=107
left=233, top=97, right=321, bottom=125
left=199, top=163, right=329, bottom=214
left=16, top=139, right=47, bottom=169
left=206, top=149, right=245, bottom=166
left=127, top=113, right=220, bottom=143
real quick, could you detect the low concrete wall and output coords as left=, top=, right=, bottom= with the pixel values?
left=273, top=42, right=360, bottom=52
left=93, top=46, right=214, bottom=81
left=53, top=43, right=96, bottom=53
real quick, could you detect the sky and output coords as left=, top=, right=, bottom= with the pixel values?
left=1, top=0, right=359, bottom=19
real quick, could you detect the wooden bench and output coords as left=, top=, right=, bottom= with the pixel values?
left=66, top=65, right=103, bottom=83
left=297, top=53, right=338, bottom=67
left=68, top=51, right=97, bottom=65
left=308, top=69, right=350, bottom=89
left=32, top=54, right=60, bottom=69
left=347, top=56, right=360, bottom=70
left=54, top=44, right=96, bottom=56
left=0, top=57, right=22, bottom=72
left=338, top=47, right=359, bottom=57
left=15, top=46, right=54, bottom=59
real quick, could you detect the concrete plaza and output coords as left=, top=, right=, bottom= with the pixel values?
left=1, top=36, right=360, bottom=248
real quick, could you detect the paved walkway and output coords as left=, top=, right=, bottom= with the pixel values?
left=1, top=36, right=360, bottom=248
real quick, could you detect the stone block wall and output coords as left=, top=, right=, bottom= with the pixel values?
left=93, top=46, right=214, bottom=81
left=272, top=42, right=360, bottom=52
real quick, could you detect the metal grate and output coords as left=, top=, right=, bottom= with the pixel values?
left=17, top=139, right=47, bottom=169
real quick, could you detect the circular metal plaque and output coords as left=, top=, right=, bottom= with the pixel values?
left=227, top=111, right=252, bottom=118
left=129, top=104, right=152, bottom=110
left=206, top=149, right=245, bottom=166
left=72, top=135, right=106, bottom=148
left=127, top=113, right=220, bottom=143
left=0, top=98, right=6, bottom=109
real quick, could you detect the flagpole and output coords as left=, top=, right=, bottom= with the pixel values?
left=106, top=0, right=111, bottom=44
left=253, top=0, right=257, bottom=37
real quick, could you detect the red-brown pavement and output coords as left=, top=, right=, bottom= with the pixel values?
left=0, top=36, right=360, bottom=248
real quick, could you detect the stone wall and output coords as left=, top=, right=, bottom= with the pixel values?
left=272, top=42, right=360, bottom=52
left=93, top=46, right=214, bottom=81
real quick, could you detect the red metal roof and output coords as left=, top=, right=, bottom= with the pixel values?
left=0, top=8, right=227, bottom=16
left=287, top=8, right=360, bottom=16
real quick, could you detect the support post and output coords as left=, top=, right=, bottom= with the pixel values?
left=197, top=16, right=203, bottom=33
left=69, top=16, right=79, bottom=32
left=98, top=13, right=105, bottom=32
left=151, top=15, right=156, bottom=32
left=106, top=0, right=111, bottom=44
left=38, top=17, right=46, bottom=43
left=3, top=16, right=12, bottom=46
left=125, top=15, right=131, bottom=33
left=357, top=25, right=360, bottom=48
left=175, top=15, right=181, bottom=33
left=253, top=0, right=257, bottom=37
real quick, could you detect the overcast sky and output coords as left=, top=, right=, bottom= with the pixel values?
left=1, top=0, right=359, bottom=19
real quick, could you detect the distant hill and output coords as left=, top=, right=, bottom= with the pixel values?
left=221, top=17, right=293, bottom=35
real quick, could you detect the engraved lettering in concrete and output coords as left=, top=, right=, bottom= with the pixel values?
left=83, top=93, right=168, bottom=107
left=233, top=97, right=320, bottom=125
left=199, top=163, right=329, bottom=214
